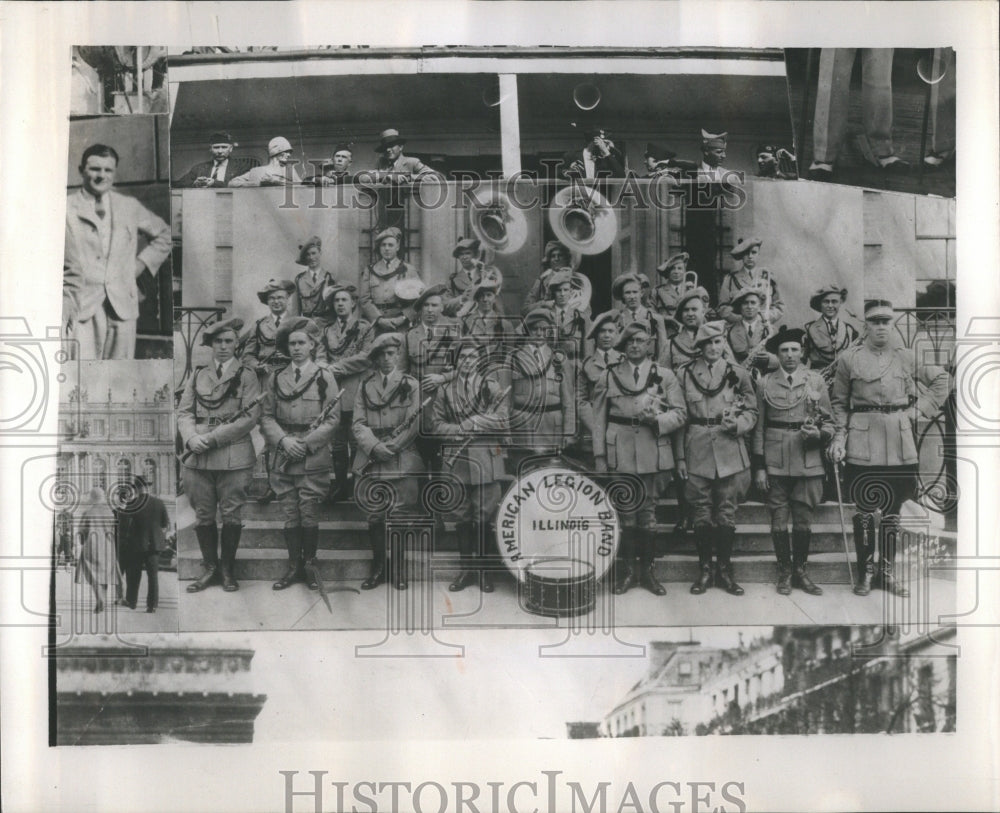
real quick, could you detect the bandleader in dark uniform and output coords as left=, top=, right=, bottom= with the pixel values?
left=675, top=321, right=758, bottom=596
left=260, top=318, right=340, bottom=591
left=593, top=323, right=687, bottom=595
left=829, top=300, right=949, bottom=597
left=752, top=328, right=834, bottom=596
left=177, top=318, right=261, bottom=593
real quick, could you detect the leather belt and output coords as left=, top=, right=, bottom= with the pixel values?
left=279, top=423, right=313, bottom=432
left=689, top=417, right=723, bottom=426
left=851, top=402, right=910, bottom=414
left=371, top=426, right=399, bottom=439
left=608, top=414, right=648, bottom=428
left=194, top=417, right=230, bottom=426
left=766, top=420, right=805, bottom=430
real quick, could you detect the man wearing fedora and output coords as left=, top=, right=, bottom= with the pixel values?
left=374, top=129, right=437, bottom=181
left=260, top=317, right=340, bottom=592
left=717, top=237, right=785, bottom=326
left=599, top=273, right=673, bottom=366
left=802, top=284, right=859, bottom=380
left=292, top=236, right=338, bottom=329
left=829, top=299, right=949, bottom=597
left=228, top=136, right=302, bottom=186
left=752, top=328, right=834, bottom=596
left=359, top=226, right=422, bottom=332
left=63, top=143, right=172, bottom=360
left=593, top=322, right=687, bottom=595
left=431, top=336, right=510, bottom=593
left=353, top=333, right=425, bottom=590
left=242, top=279, right=296, bottom=380
left=559, top=125, right=625, bottom=180
left=177, top=318, right=261, bottom=593
left=674, top=321, right=758, bottom=597
left=320, top=284, right=375, bottom=503
left=174, top=131, right=259, bottom=188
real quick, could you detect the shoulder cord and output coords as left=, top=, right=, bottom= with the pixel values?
left=192, top=365, right=245, bottom=412
left=273, top=367, right=324, bottom=402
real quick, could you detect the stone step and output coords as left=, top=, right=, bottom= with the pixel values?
left=240, top=498, right=855, bottom=526
left=177, top=550, right=867, bottom=584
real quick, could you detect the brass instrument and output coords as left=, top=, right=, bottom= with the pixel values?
left=548, top=184, right=618, bottom=256
left=469, top=187, right=528, bottom=256
left=684, top=270, right=699, bottom=292
left=573, top=82, right=601, bottom=111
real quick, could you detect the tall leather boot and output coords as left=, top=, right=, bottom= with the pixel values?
left=302, top=526, right=320, bottom=590
left=273, top=527, right=304, bottom=590
left=258, top=453, right=277, bottom=504
left=450, top=521, right=477, bottom=592
left=476, top=522, right=495, bottom=593
left=714, top=526, right=744, bottom=596
left=390, top=526, right=408, bottom=591
left=637, top=529, right=666, bottom=596
left=613, top=528, right=638, bottom=594
left=852, top=513, right=875, bottom=596
left=329, top=453, right=352, bottom=503
left=689, top=525, right=714, bottom=595
left=186, top=525, right=220, bottom=593
left=219, top=524, right=242, bottom=592
left=772, top=530, right=792, bottom=595
left=875, top=518, right=910, bottom=597
left=361, top=522, right=387, bottom=590
left=791, top=529, right=823, bottom=595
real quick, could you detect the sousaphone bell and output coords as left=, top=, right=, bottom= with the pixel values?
left=548, top=185, right=618, bottom=256
left=469, top=187, right=529, bottom=255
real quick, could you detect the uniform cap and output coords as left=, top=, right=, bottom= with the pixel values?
left=809, top=284, right=848, bottom=312
left=275, top=317, right=322, bottom=356
left=452, top=236, right=481, bottom=258
left=201, top=317, right=244, bottom=346
left=587, top=310, right=619, bottom=340
left=657, top=252, right=690, bottom=275
left=297, top=236, right=322, bottom=265
left=694, top=320, right=727, bottom=347
left=765, top=326, right=806, bottom=354
left=367, top=332, right=403, bottom=360
left=730, top=236, right=762, bottom=258
left=256, top=278, right=296, bottom=304
left=615, top=321, right=652, bottom=351
left=611, top=272, right=646, bottom=300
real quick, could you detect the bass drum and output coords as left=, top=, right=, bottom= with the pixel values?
left=522, top=557, right=596, bottom=618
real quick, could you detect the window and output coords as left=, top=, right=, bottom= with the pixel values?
left=140, top=418, right=155, bottom=438
left=92, top=419, right=106, bottom=436
left=116, top=419, right=131, bottom=436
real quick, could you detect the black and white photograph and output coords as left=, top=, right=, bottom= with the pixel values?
left=50, top=360, right=179, bottom=633
left=0, top=4, right=997, bottom=813
left=63, top=113, right=173, bottom=360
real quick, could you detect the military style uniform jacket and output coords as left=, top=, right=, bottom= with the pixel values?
left=831, top=343, right=949, bottom=467
left=509, top=343, right=580, bottom=449
left=359, top=259, right=420, bottom=323
left=462, top=308, right=508, bottom=357
left=320, top=316, right=374, bottom=412
left=443, top=263, right=504, bottom=317
left=352, top=370, right=424, bottom=476
left=717, top=268, right=784, bottom=325
left=432, top=375, right=509, bottom=484
left=177, top=362, right=261, bottom=471
left=752, top=367, right=833, bottom=478
left=293, top=268, right=336, bottom=325
left=726, top=317, right=778, bottom=372
left=402, top=318, right=461, bottom=380
left=592, top=359, right=687, bottom=474
left=674, top=358, right=758, bottom=479
left=653, top=281, right=689, bottom=321
left=602, top=305, right=671, bottom=365
left=259, top=361, right=340, bottom=475
left=802, top=317, right=859, bottom=371
left=241, top=313, right=290, bottom=374
left=521, top=268, right=552, bottom=314
left=543, top=303, right=591, bottom=361
left=664, top=328, right=736, bottom=372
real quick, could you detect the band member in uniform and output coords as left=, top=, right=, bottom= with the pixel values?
left=177, top=318, right=261, bottom=593
left=717, top=237, right=784, bottom=326
left=319, top=284, right=374, bottom=503
left=523, top=240, right=573, bottom=313
left=593, top=323, right=687, bottom=595
left=752, top=328, right=834, bottom=596
left=665, top=289, right=732, bottom=372
left=653, top=252, right=692, bottom=321
left=578, top=312, right=621, bottom=467
left=402, top=284, right=461, bottom=471
left=432, top=337, right=510, bottom=592
left=675, top=321, right=758, bottom=596
left=259, top=318, right=340, bottom=592
left=461, top=281, right=509, bottom=364
left=802, top=284, right=859, bottom=382
left=443, top=237, right=503, bottom=317
left=542, top=268, right=591, bottom=361
left=292, top=236, right=337, bottom=329
left=725, top=289, right=777, bottom=376
left=359, top=226, right=421, bottom=333
left=353, top=334, right=424, bottom=590
left=600, top=273, right=672, bottom=365
left=242, top=279, right=296, bottom=380
left=829, top=300, right=950, bottom=597
left=508, top=307, right=580, bottom=472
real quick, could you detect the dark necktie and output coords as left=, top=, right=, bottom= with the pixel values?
left=634, top=366, right=640, bottom=384
left=274, top=315, right=280, bottom=328
left=382, top=375, right=389, bottom=388
left=603, top=351, right=609, bottom=365
left=94, top=199, right=106, bottom=220
left=210, top=162, right=222, bottom=182
left=787, top=374, right=794, bottom=386
left=294, top=368, right=301, bottom=382
left=216, top=364, right=223, bottom=378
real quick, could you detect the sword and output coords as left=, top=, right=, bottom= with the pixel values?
left=832, top=460, right=854, bottom=585
left=307, top=560, right=333, bottom=613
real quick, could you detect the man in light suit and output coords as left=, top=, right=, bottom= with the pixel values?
left=63, top=143, right=171, bottom=360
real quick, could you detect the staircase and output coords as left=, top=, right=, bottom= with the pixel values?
left=176, top=488, right=944, bottom=586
